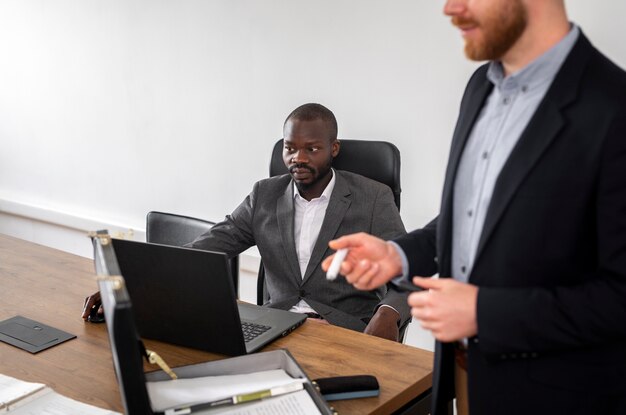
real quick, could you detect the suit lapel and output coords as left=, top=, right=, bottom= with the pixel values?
left=276, top=182, right=303, bottom=282
left=303, top=172, right=351, bottom=282
left=438, top=68, right=493, bottom=275
left=473, top=33, right=592, bottom=265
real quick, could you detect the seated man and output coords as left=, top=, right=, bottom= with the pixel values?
left=188, top=103, right=409, bottom=340
left=84, top=103, right=409, bottom=340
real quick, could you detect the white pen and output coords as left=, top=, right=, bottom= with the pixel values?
left=326, top=248, right=349, bottom=280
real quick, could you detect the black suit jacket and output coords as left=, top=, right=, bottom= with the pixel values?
left=396, top=32, right=626, bottom=414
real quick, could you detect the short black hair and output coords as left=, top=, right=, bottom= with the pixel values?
left=284, top=103, right=338, bottom=141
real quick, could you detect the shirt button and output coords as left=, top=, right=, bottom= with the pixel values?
left=503, top=97, right=510, bottom=105
left=482, top=151, right=489, bottom=160
left=521, top=85, right=528, bottom=93
left=461, top=266, right=467, bottom=273
left=467, top=210, right=473, bottom=217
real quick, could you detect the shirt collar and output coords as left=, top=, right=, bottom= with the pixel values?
left=487, top=24, right=580, bottom=93
left=293, top=168, right=336, bottom=202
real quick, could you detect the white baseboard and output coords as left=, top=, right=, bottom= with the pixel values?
left=0, top=197, right=143, bottom=258
left=0, top=196, right=261, bottom=273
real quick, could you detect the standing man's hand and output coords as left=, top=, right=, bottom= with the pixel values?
left=409, top=277, right=478, bottom=342
left=322, top=232, right=403, bottom=291
left=364, top=306, right=400, bottom=342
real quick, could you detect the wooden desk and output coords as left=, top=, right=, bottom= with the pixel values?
left=0, top=234, right=433, bottom=414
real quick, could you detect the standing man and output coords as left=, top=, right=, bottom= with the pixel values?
left=323, top=1, right=626, bottom=414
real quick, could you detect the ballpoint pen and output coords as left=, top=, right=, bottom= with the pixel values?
left=163, top=379, right=307, bottom=415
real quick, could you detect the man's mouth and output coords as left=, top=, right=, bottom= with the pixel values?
left=452, top=17, right=479, bottom=37
left=290, top=166, right=314, bottom=179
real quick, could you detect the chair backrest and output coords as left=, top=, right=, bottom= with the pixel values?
left=146, top=211, right=239, bottom=296
left=269, top=138, right=401, bottom=210
left=257, top=138, right=402, bottom=305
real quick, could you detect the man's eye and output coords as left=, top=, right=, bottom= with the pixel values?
left=309, top=147, right=320, bottom=152
left=284, top=146, right=294, bottom=152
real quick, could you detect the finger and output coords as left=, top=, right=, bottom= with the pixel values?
left=339, top=259, right=354, bottom=275
left=344, top=258, right=373, bottom=285
left=328, top=232, right=367, bottom=251
left=82, top=297, right=90, bottom=318
left=412, top=276, right=444, bottom=290
left=321, top=254, right=334, bottom=271
left=82, top=296, right=98, bottom=319
left=407, top=291, right=430, bottom=308
left=412, top=306, right=437, bottom=322
left=416, top=317, right=441, bottom=333
left=351, top=261, right=381, bottom=291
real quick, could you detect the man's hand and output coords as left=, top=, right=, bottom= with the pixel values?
left=81, top=291, right=103, bottom=321
left=322, top=232, right=403, bottom=291
left=364, top=306, right=400, bottom=342
left=409, top=277, right=478, bottom=342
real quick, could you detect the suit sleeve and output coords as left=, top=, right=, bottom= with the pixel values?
left=394, top=217, right=439, bottom=279
left=477, top=106, right=626, bottom=354
left=187, top=182, right=258, bottom=257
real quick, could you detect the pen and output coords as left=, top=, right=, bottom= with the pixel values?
left=163, top=380, right=306, bottom=415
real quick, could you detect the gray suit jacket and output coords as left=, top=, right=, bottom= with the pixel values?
left=190, top=170, right=409, bottom=331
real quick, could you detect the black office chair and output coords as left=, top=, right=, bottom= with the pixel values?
left=257, top=138, right=402, bottom=305
left=146, top=211, right=239, bottom=296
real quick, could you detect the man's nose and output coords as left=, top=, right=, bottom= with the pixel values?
left=292, top=150, right=308, bottom=164
left=443, top=0, right=466, bottom=16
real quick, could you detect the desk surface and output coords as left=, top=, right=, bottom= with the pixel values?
left=0, top=234, right=432, bottom=415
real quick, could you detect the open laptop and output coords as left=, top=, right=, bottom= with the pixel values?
left=110, top=238, right=306, bottom=356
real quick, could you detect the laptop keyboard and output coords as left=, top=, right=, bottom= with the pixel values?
left=241, top=321, right=272, bottom=342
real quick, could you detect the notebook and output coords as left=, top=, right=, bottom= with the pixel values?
left=110, top=239, right=306, bottom=356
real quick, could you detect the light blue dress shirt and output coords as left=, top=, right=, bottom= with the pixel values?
left=451, top=25, right=579, bottom=283
left=394, top=25, right=580, bottom=284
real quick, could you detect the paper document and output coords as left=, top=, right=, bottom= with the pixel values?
left=0, top=373, right=120, bottom=414
left=147, top=369, right=307, bottom=412
left=206, top=390, right=321, bottom=415
left=0, top=374, right=47, bottom=409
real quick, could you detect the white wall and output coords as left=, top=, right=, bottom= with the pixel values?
left=1, top=0, right=625, bottom=258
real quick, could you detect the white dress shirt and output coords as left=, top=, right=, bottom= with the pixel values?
left=289, top=170, right=336, bottom=314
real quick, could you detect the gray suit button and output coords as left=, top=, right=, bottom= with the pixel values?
left=299, top=290, right=306, bottom=298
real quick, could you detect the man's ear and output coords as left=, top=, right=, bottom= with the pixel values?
left=331, top=139, right=340, bottom=158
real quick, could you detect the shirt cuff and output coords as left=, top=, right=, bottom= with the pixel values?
left=388, top=240, right=409, bottom=280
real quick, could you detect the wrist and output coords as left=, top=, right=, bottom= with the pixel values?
left=385, top=241, right=404, bottom=276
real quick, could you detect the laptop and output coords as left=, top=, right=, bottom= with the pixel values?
left=110, top=238, right=306, bottom=356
